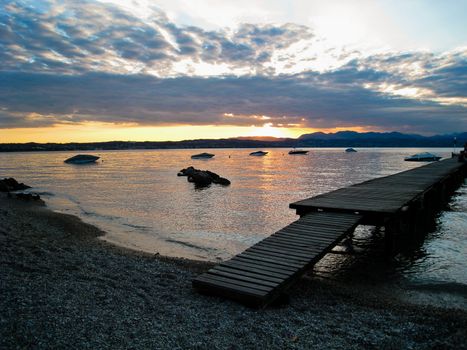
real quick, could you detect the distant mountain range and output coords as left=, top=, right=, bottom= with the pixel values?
left=299, top=131, right=424, bottom=141
left=296, top=131, right=467, bottom=147
left=0, top=131, right=465, bottom=152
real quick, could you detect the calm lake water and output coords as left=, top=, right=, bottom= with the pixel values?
left=1, top=148, right=466, bottom=309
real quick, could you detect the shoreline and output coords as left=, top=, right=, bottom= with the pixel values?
left=1, top=193, right=466, bottom=349
left=5, top=192, right=214, bottom=270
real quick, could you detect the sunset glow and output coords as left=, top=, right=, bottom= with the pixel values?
left=1, top=122, right=375, bottom=143
left=1, top=0, right=466, bottom=142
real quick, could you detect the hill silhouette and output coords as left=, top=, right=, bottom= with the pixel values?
left=1, top=131, right=465, bottom=152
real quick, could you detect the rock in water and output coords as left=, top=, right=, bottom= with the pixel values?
left=177, top=167, right=230, bottom=187
left=188, top=172, right=213, bottom=187
left=177, top=166, right=196, bottom=177
left=215, top=177, right=231, bottom=186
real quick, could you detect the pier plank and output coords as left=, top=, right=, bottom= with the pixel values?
left=237, top=253, right=304, bottom=269
left=262, top=236, right=331, bottom=249
left=247, top=246, right=314, bottom=261
left=256, top=240, right=322, bottom=253
left=199, top=273, right=272, bottom=293
left=232, top=257, right=297, bottom=273
left=240, top=251, right=307, bottom=267
left=213, top=266, right=285, bottom=283
left=220, top=260, right=292, bottom=279
left=206, top=269, right=279, bottom=288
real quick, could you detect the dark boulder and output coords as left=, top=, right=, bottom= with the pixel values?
left=0, top=182, right=8, bottom=192
left=178, top=167, right=230, bottom=187
left=0, top=178, right=31, bottom=192
left=178, top=166, right=196, bottom=177
left=215, top=177, right=231, bottom=186
left=188, top=172, right=213, bottom=187
left=15, top=193, right=42, bottom=201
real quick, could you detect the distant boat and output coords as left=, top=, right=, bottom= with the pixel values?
left=191, top=152, right=215, bottom=159
left=249, top=151, right=268, bottom=156
left=64, top=154, right=100, bottom=164
left=345, top=148, right=357, bottom=152
left=289, top=149, right=309, bottom=155
left=404, top=152, right=441, bottom=162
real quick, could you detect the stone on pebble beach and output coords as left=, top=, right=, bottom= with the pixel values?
left=0, top=177, right=31, bottom=192
left=14, top=193, right=42, bottom=201
left=1, top=177, right=42, bottom=202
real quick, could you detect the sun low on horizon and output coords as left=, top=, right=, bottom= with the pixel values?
left=1, top=122, right=375, bottom=143
left=1, top=0, right=466, bottom=142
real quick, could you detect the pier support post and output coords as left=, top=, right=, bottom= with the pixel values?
left=383, top=217, right=400, bottom=254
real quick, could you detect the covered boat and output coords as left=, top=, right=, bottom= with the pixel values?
left=345, top=148, right=357, bottom=152
left=191, top=152, right=215, bottom=159
left=249, top=151, right=268, bottom=156
left=64, top=154, right=100, bottom=164
left=404, top=152, right=441, bottom=162
left=288, top=149, right=309, bottom=155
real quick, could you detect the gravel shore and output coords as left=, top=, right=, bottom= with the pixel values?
left=1, top=193, right=466, bottom=349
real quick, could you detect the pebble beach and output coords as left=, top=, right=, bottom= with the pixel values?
left=1, top=193, right=466, bottom=349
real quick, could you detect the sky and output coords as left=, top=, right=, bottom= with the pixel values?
left=0, top=0, right=466, bottom=142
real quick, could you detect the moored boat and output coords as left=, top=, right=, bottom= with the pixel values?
left=404, top=152, right=441, bottom=162
left=191, top=152, right=215, bottom=159
left=345, top=148, right=357, bottom=152
left=64, top=154, right=100, bottom=164
left=288, top=149, right=308, bottom=155
left=249, top=151, right=268, bottom=156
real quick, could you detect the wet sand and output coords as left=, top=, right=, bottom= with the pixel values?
left=1, top=193, right=466, bottom=349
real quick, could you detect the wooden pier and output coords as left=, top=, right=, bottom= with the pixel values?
left=193, top=158, right=467, bottom=307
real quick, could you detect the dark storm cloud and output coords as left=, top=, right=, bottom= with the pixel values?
left=1, top=71, right=466, bottom=134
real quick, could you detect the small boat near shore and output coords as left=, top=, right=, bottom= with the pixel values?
left=345, top=148, right=357, bottom=152
left=64, top=154, right=100, bottom=164
left=289, top=149, right=309, bottom=155
left=191, top=152, right=215, bottom=159
left=249, top=151, right=268, bottom=156
left=404, top=152, right=441, bottom=162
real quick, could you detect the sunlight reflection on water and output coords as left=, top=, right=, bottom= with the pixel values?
left=1, top=147, right=466, bottom=308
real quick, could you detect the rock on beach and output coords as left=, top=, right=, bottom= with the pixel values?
left=1, top=177, right=43, bottom=203
left=0, top=177, right=31, bottom=192
left=1, top=177, right=42, bottom=202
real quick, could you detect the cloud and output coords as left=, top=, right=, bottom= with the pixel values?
left=1, top=70, right=466, bottom=134
left=0, top=0, right=315, bottom=76
left=0, top=0, right=466, bottom=135
left=349, top=50, right=467, bottom=107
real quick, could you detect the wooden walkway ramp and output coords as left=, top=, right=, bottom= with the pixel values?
left=193, top=212, right=362, bottom=307
left=193, top=158, right=466, bottom=307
